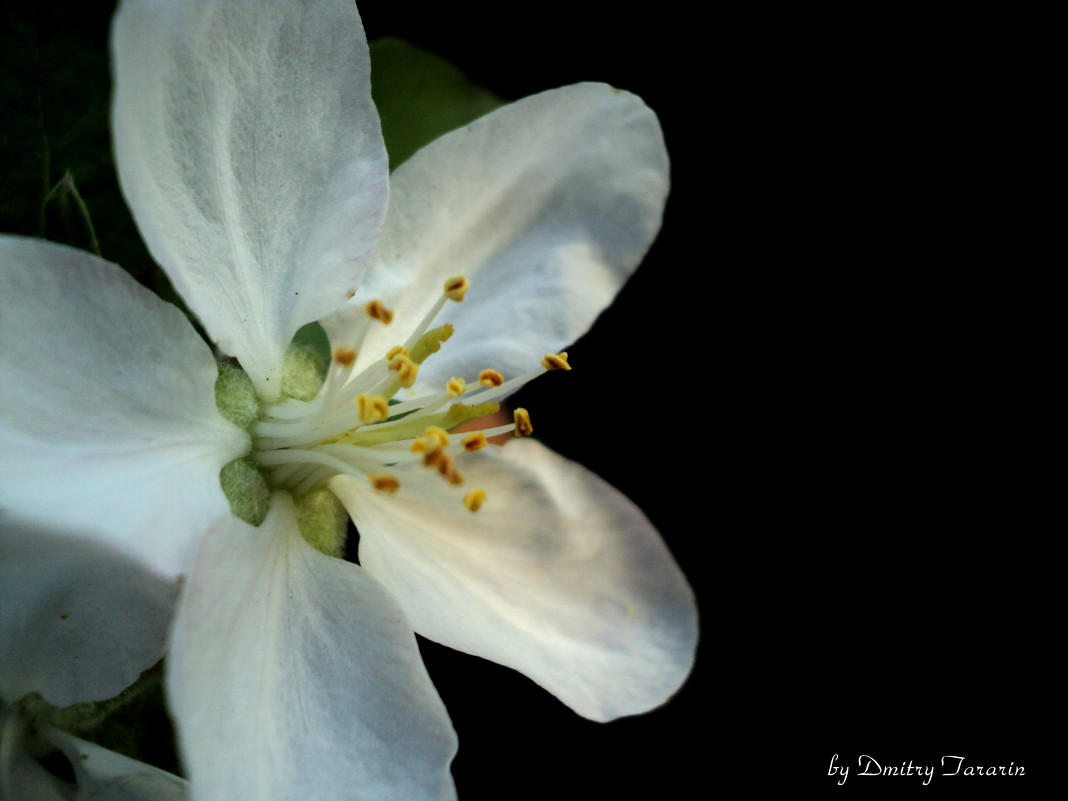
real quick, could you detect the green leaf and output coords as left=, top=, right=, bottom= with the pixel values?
left=369, top=37, right=504, bottom=170
left=0, top=4, right=175, bottom=303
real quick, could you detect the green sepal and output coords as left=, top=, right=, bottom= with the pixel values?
left=220, top=457, right=271, bottom=527
left=282, top=344, right=324, bottom=402
left=296, top=486, right=349, bottom=558
left=215, top=361, right=261, bottom=429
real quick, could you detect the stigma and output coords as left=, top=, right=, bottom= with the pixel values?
left=220, top=275, right=570, bottom=533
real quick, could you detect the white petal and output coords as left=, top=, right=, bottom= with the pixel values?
left=332, top=438, right=697, bottom=722
left=0, top=237, right=246, bottom=578
left=0, top=518, right=177, bottom=707
left=1, top=703, right=69, bottom=801
left=321, top=83, right=669, bottom=389
left=47, top=727, right=190, bottom=801
left=167, top=494, right=457, bottom=801
left=2, top=703, right=187, bottom=801
left=112, top=0, right=389, bottom=399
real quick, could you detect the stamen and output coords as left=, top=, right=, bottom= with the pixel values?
left=541, top=352, right=571, bottom=371
left=389, top=353, right=419, bottom=388
left=400, top=276, right=466, bottom=353
left=478, top=369, right=504, bottom=387
left=355, top=394, right=389, bottom=422
left=366, top=299, right=394, bottom=324
left=369, top=473, right=399, bottom=493
left=405, top=427, right=444, bottom=457
left=514, top=408, right=533, bottom=437
left=237, top=271, right=568, bottom=511
left=464, top=488, right=487, bottom=512
left=424, top=426, right=450, bottom=449
left=461, top=431, right=488, bottom=452
left=444, top=274, right=470, bottom=302
left=333, top=347, right=357, bottom=367
left=479, top=422, right=520, bottom=440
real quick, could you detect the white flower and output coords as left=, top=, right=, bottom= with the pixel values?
left=0, top=1, right=698, bottom=800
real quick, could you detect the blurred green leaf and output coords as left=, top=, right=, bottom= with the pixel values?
left=0, top=4, right=174, bottom=302
left=369, top=37, right=504, bottom=170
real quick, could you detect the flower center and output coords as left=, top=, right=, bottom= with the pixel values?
left=216, top=275, right=570, bottom=555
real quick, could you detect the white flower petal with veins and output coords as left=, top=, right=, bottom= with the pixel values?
left=167, top=494, right=457, bottom=801
left=112, top=0, right=389, bottom=400
left=0, top=519, right=178, bottom=708
left=332, top=438, right=697, bottom=722
left=321, top=81, right=669, bottom=391
left=0, top=237, right=246, bottom=579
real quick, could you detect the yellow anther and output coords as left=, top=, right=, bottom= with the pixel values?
left=541, top=352, right=571, bottom=371
left=389, top=353, right=419, bottom=388
left=366, top=299, right=394, bottom=325
left=461, top=431, right=488, bottom=452
left=446, top=377, right=466, bottom=397
left=333, top=346, right=357, bottom=367
left=444, top=275, right=470, bottom=302
left=355, top=394, right=389, bottom=422
left=369, top=473, right=399, bottom=493
left=464, top=488, right=487, bottom=512
left=478, top=369, right=504, bottom=387
left=423, top=426, right=450, bottom=450
left=514, top=408, right=533, bottom=437
left=386, top=345, right=409, bottom=361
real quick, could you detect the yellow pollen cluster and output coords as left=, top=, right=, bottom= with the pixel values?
left=389, top=353, right=418, bottom=388
left=369, top=473, right=399, bottom=493
left=478, top=369, right=504, bottom=387
left=463, top=488, right=487, bottom=513
left=444, top=275, right=470, bottom=302
left=355, top=393, right=388, bottom=422
left=541, top=352, right=571, bottom=371
left=446, top=377, right=466, bottom=396
left=333, top=346, right=357, bottom=367
left=365, top=299, right=394, bottom=324
left=461, top=431, right=488, bottom=452
left=410, top=426, right=463, bottom=485
left=514, top=408, right=533, bottom=437
left=411, top=426, right=449, bottom=453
